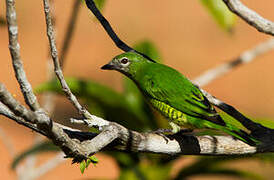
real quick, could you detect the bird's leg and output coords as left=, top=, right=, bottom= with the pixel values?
left=169, top=122, right=194, bottom=135
left=169, top=122, right=181, bottom=134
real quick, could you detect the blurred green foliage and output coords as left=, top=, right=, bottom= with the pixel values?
left=200, top=0, right=236, bottom=31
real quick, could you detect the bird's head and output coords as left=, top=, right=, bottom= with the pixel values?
left=101, top=51, right=154, bottom=77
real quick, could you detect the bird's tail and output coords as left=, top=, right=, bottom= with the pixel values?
left=221, top=126, right=258, bottom=146
left=210, top=115, right=259, bottom=146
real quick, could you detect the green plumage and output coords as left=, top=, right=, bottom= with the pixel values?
left=101, top=51, right=257, bottom=145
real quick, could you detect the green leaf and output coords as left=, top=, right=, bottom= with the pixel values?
left=11, top=141, right=59, bottom=169
left=80, top=160, right=86, bottom=174
left=80, top=155, right=99, bottom=174
left=89, top=155, right=99, bottom=164
left=200, top=0, right=236, bottom=31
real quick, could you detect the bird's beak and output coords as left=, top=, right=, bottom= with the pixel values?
left=101, top=62, right=115, bottom=70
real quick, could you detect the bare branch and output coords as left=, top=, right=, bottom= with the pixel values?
left=2, top=110, right=262, bottom=159
left=0, top=83, right=39, bottom=124
left=0, top=85, right=271, bottom=160
left=223, top=0, right=274, bottom=36
left=42, top=0, right=107, bottom=126
left=0, top=101, right=45, bottom=136
left=194, top=38, right=274, bottom=86
left=0, top=83, right=51, bottom=131
left=71, top=121, right=258, bottom=155
left=6, top=0, right=40, bottom=111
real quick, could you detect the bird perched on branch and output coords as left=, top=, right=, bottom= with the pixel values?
left=101, top=51, right=257, bottom=146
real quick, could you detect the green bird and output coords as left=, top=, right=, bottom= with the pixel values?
left=101, top=51, right=256, bottom=145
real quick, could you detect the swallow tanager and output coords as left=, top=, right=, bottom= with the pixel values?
left=101, top=51, right=257, bottom=145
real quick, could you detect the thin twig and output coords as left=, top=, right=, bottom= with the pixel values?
left=194, top=38, right=274, bottom=86
left=85, top=0, right=156, bottom=62
left=42, top=0, right=95, bottom=121
left=223, top=0, right=274, bottom=36
left=6, top=0, right=40, bottom=111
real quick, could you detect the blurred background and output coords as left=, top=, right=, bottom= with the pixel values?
left=1, top=0, right=274, bottom=179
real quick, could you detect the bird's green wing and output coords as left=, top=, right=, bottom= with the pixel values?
left=138, top=64, right=225, bottom=126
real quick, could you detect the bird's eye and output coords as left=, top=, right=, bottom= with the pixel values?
left=120, top=58, right=129, bottom=64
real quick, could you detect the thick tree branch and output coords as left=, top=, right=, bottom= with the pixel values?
left=0, top=105, right=265, bottom=160
left=6, top=0, right=40, bottom=111
left=0, top=83, right=40, bottom=124
left=194, top=38, right=274, bottom=86
left=223, top=0, right=274, bottom=36
left=0, top=83, right=267, bottom=159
